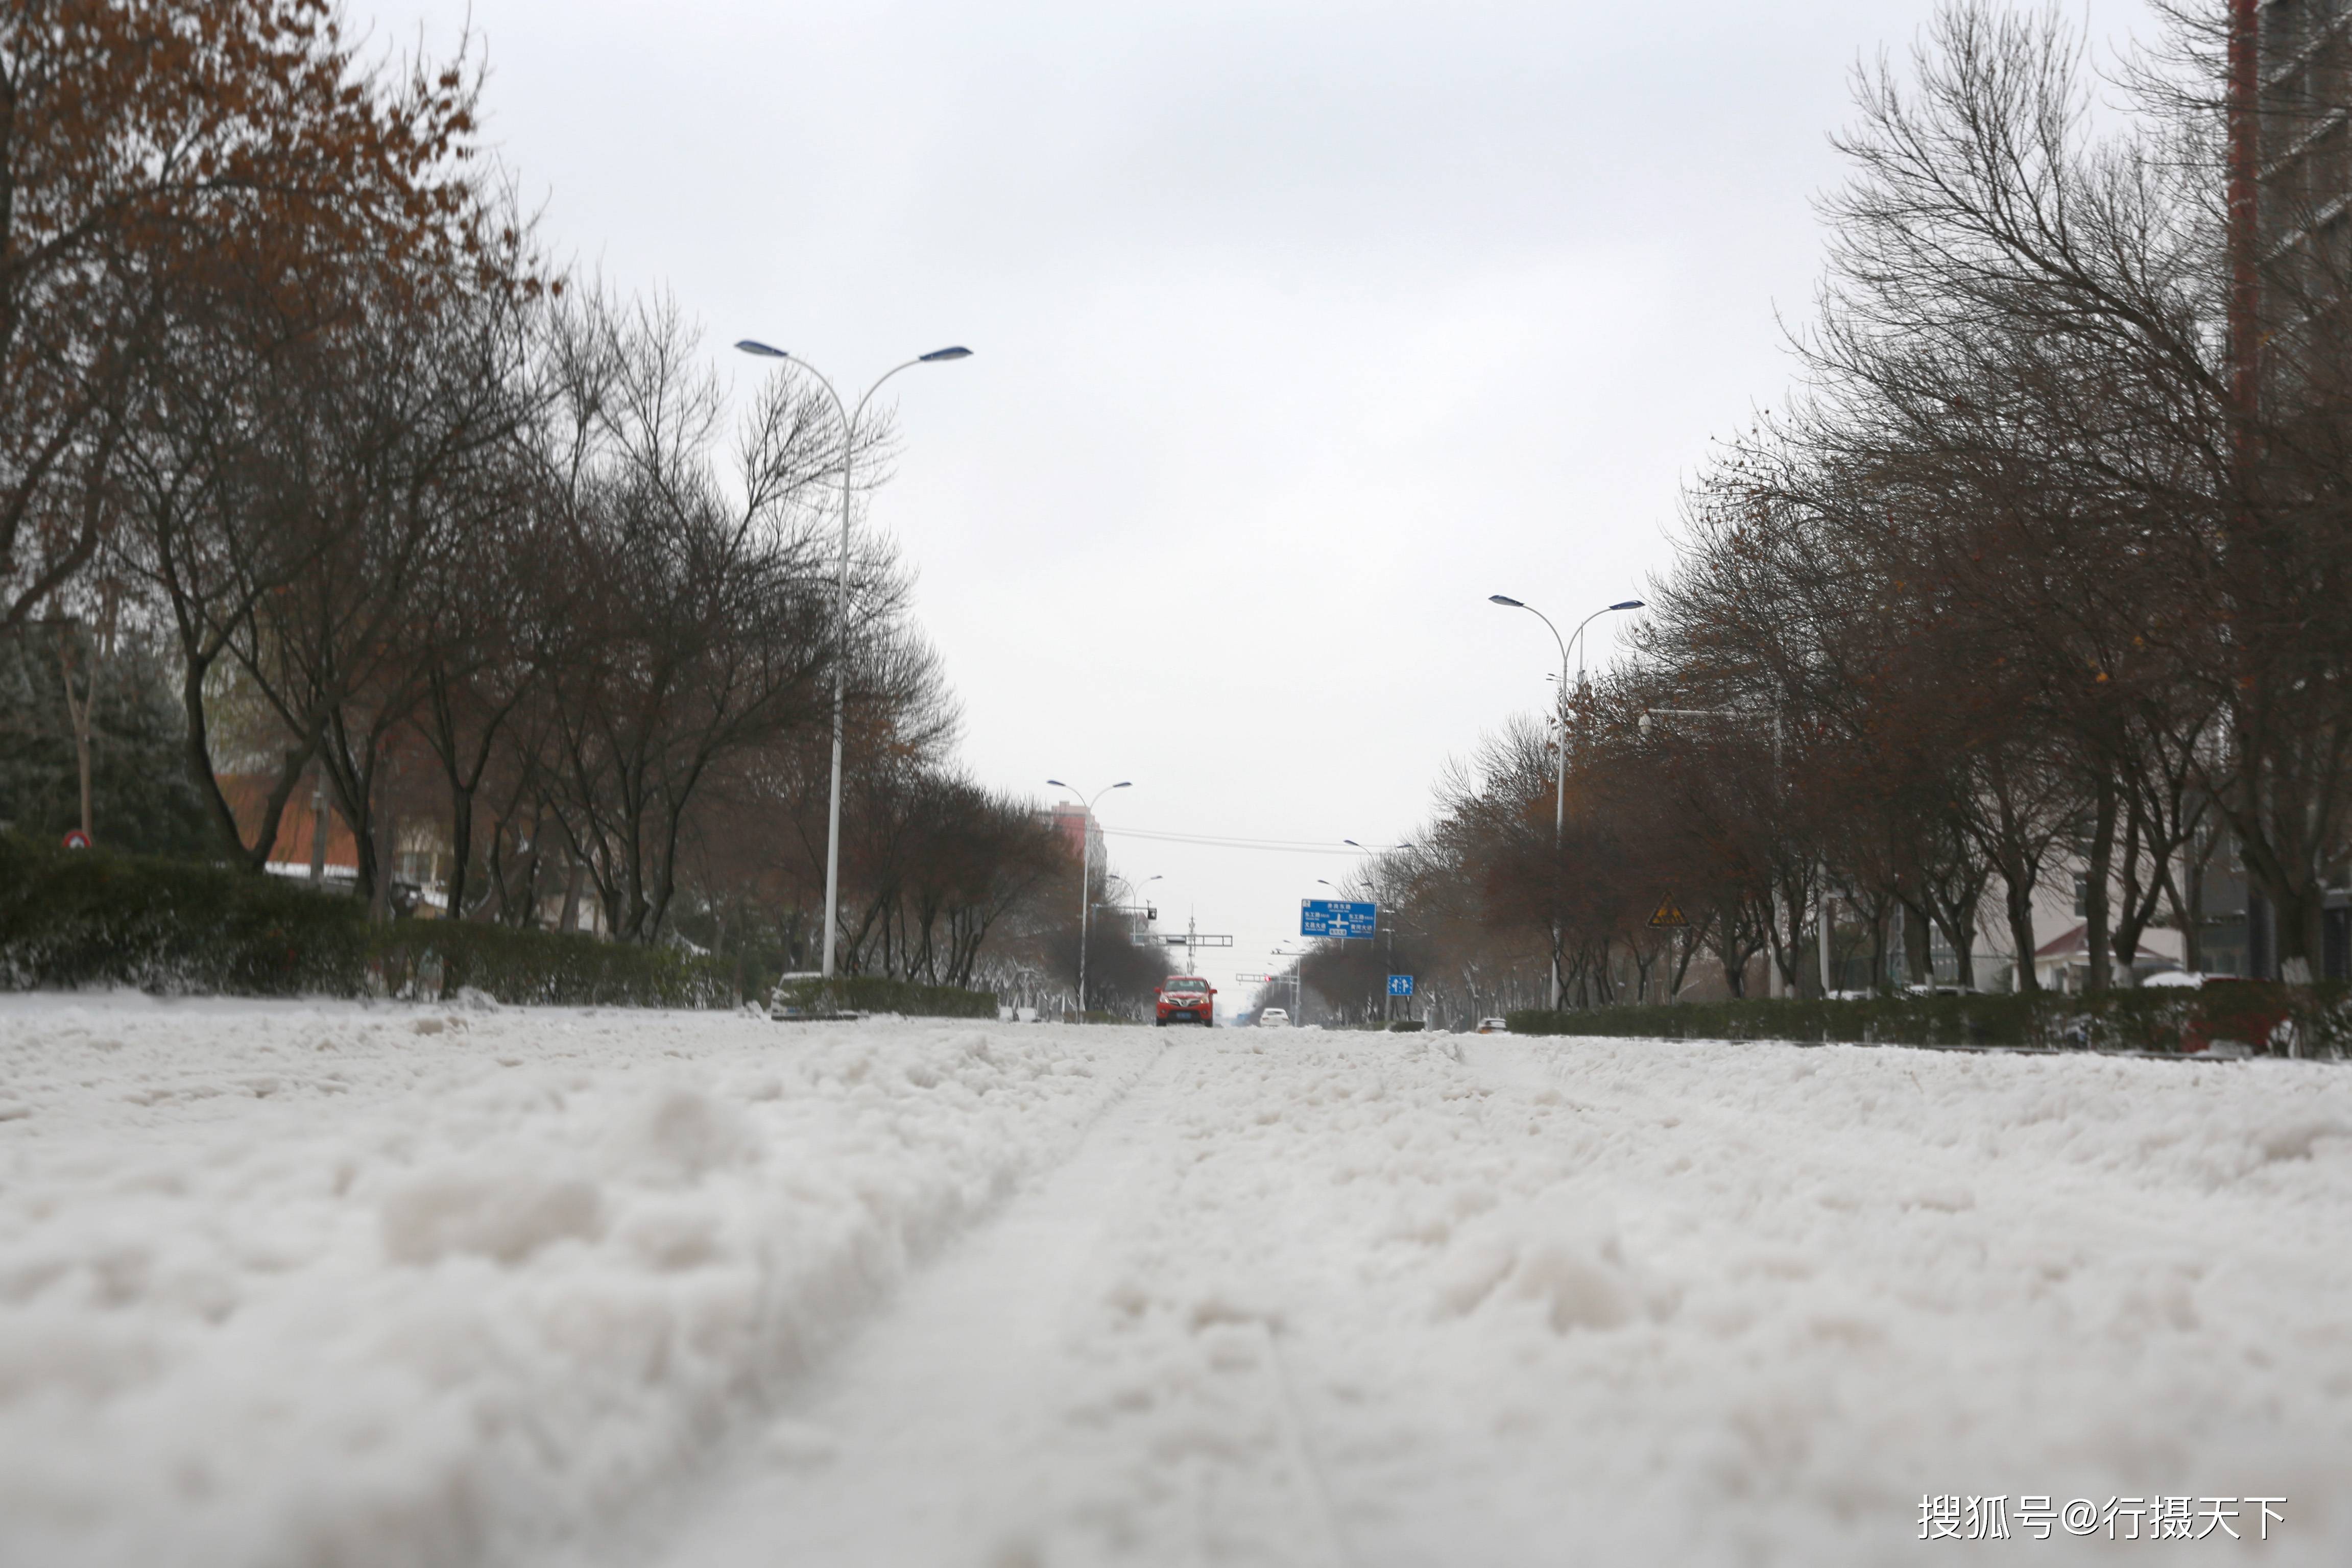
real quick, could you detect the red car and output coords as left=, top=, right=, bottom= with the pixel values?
left=1156, top=975, right=1216, bottom=1027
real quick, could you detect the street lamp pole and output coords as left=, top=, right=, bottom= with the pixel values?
left=736, top=339, right=972, bottom=980
left=1047, top=778, right=1130, bottom=1017
left=1487, top=595, right=1642, bottom=1008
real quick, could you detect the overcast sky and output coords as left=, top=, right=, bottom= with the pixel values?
left=370, top=0, right=2129, bottom=1003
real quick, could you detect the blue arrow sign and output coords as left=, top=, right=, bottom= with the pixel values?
left=1387, top=974, right=1414, bottom=997
left=1301, top=899, right=1377, bottom=939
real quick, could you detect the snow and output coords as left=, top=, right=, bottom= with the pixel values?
left=0, top=995, right=1155, bottom=1567
left=3, top=998, right=2348, bottom=1566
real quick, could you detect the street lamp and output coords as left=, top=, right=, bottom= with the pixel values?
left=736, top=337, right=972, bottom=979
left=1047, top=778, right=1130, bottom=1017
left=1487, top=594, right=1644, bottom=1008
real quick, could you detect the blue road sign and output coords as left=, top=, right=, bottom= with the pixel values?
left=1387, top=974, right=1415, bottom=997
left=1301, top=899, right=1377, bottom=939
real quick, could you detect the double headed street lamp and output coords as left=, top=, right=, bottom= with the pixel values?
left=1047, top=778, right=1130, bottom=1017
left=1486, top=594, right=1643, bottom=1008
left=735, top=339, right=972, bottom=979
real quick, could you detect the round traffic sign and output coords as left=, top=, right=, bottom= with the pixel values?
left=61, top=829, right=91, bottom=849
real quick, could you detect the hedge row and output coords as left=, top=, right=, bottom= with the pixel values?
left=1504, top=984, right=2350, bottom=1056
left=370, top=923, right=735, bottom=1009
left=770, top=973, right=1000, bottom=1019
left=0, top=835, right=735, bottom=1007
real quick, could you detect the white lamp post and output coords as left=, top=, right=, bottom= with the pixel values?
left=734, top=339, right=971, bottom=979
left=1487, top=594, right=1643, bottom=1008
left=1047, top=778, right=1130, bottom=1016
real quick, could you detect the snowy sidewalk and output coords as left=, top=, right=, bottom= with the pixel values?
left=3, top=1001, right=2347, bottom=1566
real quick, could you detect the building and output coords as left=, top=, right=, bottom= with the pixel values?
left=2256, top=0, right=2352, bottom=307
left=1041, top=801, right=1105, bottom=875
left=217, top=773, right=360, bottom=883
left=215, top=771, right=604, bottom=932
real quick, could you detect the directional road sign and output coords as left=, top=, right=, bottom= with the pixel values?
left=1300, top=899, right=1377, bottom=939
left=1387, top=974, right=1415, bottom=997
left=1235, top=973, right=1277, bottom=984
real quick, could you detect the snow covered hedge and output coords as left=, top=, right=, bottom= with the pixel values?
left=0, top=836, right=735, bottom=1007
left=1507, top=983, right=2351, bottom=1056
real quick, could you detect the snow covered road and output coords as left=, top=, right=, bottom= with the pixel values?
left=3, top=998, right=2348, bottom=1566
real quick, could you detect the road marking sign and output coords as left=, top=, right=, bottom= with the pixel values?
left=1387, top=974, right=1415, bottom=997
left=1647, top=895, right=1690, bottom=928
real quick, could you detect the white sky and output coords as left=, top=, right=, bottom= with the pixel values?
left=368, top=0, right=2130, bottom=998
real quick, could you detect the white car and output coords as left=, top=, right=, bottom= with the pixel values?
left=1257, top=1008, right=1290, bottom=1028
left=1475, top=1017, right=1509, bottom=1034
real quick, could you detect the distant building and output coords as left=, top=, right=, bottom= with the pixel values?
left=2257, top=0, right=2352, bottom=304
left=215, top=774, right=359, bottom=881
left=213, top=770, right=608, bottom=932
left=1042, top=801, right=1104, bottom=873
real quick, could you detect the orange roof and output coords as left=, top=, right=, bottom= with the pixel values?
left=215, top=775, right=359, bottom=870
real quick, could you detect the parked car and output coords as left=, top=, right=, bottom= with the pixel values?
left=1257, top=1007, right=1289, bottom=1028
left=1156, top=975, right=1217, bottom=1027
left=1475, top=1017, right=1509, bottom=1034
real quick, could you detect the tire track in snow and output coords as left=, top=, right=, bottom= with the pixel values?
left=586, top=1036, right=1196, bottom=1568
left=597, top=1031, right=1417, bottom=1567
left=1247, top=1321, right=1353, bottom=1568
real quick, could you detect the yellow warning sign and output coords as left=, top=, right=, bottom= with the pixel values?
left=1647, top=896, right=1690, bottom=929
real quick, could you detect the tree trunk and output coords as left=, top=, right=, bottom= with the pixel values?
left=2003, top=865, right=2039, bottom=994
left=2109, top=799, right=2173, bottom=985
left=1903, top=899, right=1932, bottom=987
left=2267, top=882, right=2323, bottom=984
left=446, top=784, right=475, bottom=920
left=370, top=798, right=397, bottom=924
left=2172, top=831, right=2210, bottom=974
left=1940, top=906, right=1976, bottom=990
left=2084, top=775, right=2117, bottom=992
left=1718, top=927, right=1747, bottom=998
